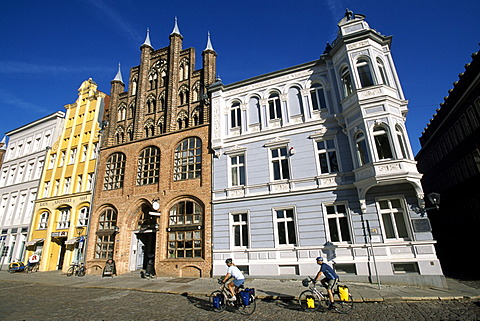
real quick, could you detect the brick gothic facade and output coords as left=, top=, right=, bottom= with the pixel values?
left=85, top=21, right=216, bottom=277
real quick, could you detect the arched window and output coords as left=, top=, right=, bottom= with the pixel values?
left=377, top=58, right=389, bottom=86
left=357, top=58, right=375, bottom=88
left=148, top=72, right=158, bottom=90
left=144, top=123, right=154, bottom=138
left=137, top=146, right=160, bottom=185
left=78, top=206, right=89, bottom=226
left=127, top=127, right=134, bottom=141
left=310, top=83, right=327, bottom=110
left=131, top=78, right=137, bottom=95
left=373, top=126, right=393, bottom=160
left=192, top=107, right=202, bottom=126
left=168, top=200, right=203, bottom=258
left=268, top=93, right=282, bottom=120
left=128, top=104, right=136, bottom=119
left=157, top=119, right=165, bottom=135
left=104, top=152, right=126, bottom=190
left=95, top=208, right=117, bottom=259
left=174, top=137, right=202, bottom=181
left=147, top=98, right=156, bottom=114
left=57, top=206, right=71, bottom=229
left=160, top=70, right=167, bottom=87
left=288, top=86, right=303, bottom=116
left=355, top=132, right=369, bottom=166
left=158, top=93, right=165, bottom=111
left=395, top=125, right=409, bottom=159
left=38, top=211, right=49, bottom=229
left=115, top=128, right=125, bottom=144
left=340, top=67, right=353, bottom=97
left=117, top=105, right=126, bottom=121
left=248, top=97, right=260, bottom=125
left=230, top=102, right=241, bottom=128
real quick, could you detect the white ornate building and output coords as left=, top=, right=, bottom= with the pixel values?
left=210, top=13, right=445, bottom=287
left=0, top=112, right=64, bottom=268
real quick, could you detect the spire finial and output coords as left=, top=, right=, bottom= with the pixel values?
left=113, top=62, right=123, bottom=83
left=171, top=16, right=182, bottom=36
left=204, top=31, right=215, bottom=52
left=142, top=27, right=152, bottom=48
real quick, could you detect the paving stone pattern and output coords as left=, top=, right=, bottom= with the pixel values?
left=1, top=281, right=479, bottom=320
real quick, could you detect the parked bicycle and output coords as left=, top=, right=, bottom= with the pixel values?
left=66, top=262, right=86, bottom=277
left=298, top=277, right=353, bottom=314
left=25, top=262, right=39, bottom=273
left=209, top=278, right=256, bottom=315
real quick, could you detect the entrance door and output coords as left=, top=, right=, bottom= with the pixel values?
left=57, top=238, right=66, bottom=270
left=133, top=232, right=155, bottom=270
left=135, top=235, right=145, bottom=270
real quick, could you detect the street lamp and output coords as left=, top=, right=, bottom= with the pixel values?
left=411, top=192, right=441, bottom=217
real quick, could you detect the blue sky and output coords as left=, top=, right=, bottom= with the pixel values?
left=1, top=0, right=479, bottom=155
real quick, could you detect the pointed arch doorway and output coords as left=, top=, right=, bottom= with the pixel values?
left=129, top=204, right=158, bottom=271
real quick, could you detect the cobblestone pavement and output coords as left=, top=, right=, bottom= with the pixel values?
left=1, top=281, right=479, bottom=320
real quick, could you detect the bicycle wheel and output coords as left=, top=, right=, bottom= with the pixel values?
left=66, top=266, right=75, bottom=277
left=334, top=293, right=353, bottom=314
left=298, top=290, right=323, bottom=312
left=32, top=264, right=39, bottom=273
left=209, top=290, right=226, bottom=312
left=78, top=266, right=86, bottom=277
left=24, top=265, right=30, bottom=273
left=238, top=293, right=256, bottom=316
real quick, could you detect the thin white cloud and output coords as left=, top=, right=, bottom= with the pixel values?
left=0, top=61, right=111, bottom=74
left=0, top=89, right=48, bottom=114
left=86, top=0, right=141, bottom=45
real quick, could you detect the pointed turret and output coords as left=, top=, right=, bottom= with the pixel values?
left=202, top=31, right=217, bottom=86
left=112, top=63, right=124, bottom=84
left=142, top=28, right=153, bottom=48
left=170, top=16, right=182, bottom=38
left=204, top=31, right=215, bottom=52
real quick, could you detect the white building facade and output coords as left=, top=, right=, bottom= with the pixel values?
left=210, top=13, right=445, bottom=287
left=0, top=112, right=64, bottom=268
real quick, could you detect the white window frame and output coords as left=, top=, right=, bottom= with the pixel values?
left=38, top=211, right=49, bottom=229
left=78, top=206, right=89, bottom=227
left=323, top=203, right=352, bottom=244
left=229, top=153, right=246, bottom=187
left=315, top=138, right=340, bottom=174
left=230, top=211, right=250, bottom=249
left=57, top=207, right=71, bottom=230
left=269, top=146, right=291, bottom=181
left=230, top=102, right=242, bottom=129
left=310, top=83, right=328, bottom=111
left=272, top=207, right=298, bottom=247
left=376, top=197, right=411, bottom=242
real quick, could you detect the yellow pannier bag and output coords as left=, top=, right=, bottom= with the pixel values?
left=338, top=285, right=349, bottom=301
left=307, top=297, right=315, bottom=309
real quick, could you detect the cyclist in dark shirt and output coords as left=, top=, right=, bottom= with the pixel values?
left=314, top=257, right=339, bottom=308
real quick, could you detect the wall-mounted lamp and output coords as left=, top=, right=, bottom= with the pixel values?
left=411, top=192, right=441, bottom=217
left=114, top=226, right=120, bottom=233
left=289, top=147, right=295, bottom=155
left=75, top=226, right=85, bottom=236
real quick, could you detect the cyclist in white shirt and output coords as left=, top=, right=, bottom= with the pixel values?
left=222, top=258, right=245, bottom=301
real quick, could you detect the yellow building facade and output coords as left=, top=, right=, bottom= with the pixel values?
left=26, top=79, right=107, bottom=272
